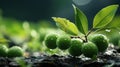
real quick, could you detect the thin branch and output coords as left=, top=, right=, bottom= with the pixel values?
left=70, top=36, right=85, bottom=42
left=84, top=35, right=88, bottom=42
left=86, top=28, right=94, bottom=37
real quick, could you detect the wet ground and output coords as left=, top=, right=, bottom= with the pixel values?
left=0, top=44, right=120, bottom=67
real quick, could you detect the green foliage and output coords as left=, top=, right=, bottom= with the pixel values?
left=93, top=5, right=119, bottom=28
left=52, top=17, right=79, bottom=35
left=0, top=4, right=119, bottom=59
left=51, top=4, right=119, bottom=58
left=52, top=5, right=119, bottom=39
left=105, top=16, right=120, bottom=29
left=27, top=40, right=42, bottom=52
left=0, top=18, right=26, bottom=36
left=73, top=4, right=88, bottom=35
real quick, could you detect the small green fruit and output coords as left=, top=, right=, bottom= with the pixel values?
left=0, top=45, right=8, bottom=57
left=91, top=34, right=109, bottom=52
left=57, top=35, right=71, bottom=50
left=7, top=46, right=23, bottom=57
left=81, top=42, right=98, bottom=58
left=44, top=33, right=58, bottom=49
left=69, top=38, right=83, bottom=56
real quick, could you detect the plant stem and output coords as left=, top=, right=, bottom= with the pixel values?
left=70, top=36, right=86, bottom=42
left=85, top=35, right=88, bottom=42
left=86, top=28, right=94, bottom=37
left=84, top=28, right=94, bottom=42
left=70, top=28, right=94, bottom=42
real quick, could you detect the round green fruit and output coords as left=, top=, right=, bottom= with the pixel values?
left=57, top=35, right=71, bottom=50
left=69, top=38, right=83, bottom=56
left=7, top=46, right=23, bottom=57
left=44, top=33, right=58, bottom=49
left=0, top=45, right=8, bottom=57
left=81, top=42, right=98, bottom=58
left=91, top=34, right=109, bottom=52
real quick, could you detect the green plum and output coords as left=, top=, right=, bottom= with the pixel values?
left=0, top=45, right=8, bottom=57
left=7, top=46, right=23, bottom=57
left=69, top=38, right=83, bottom=56
left=81, top=42, right=98, bottom=58
left=91, top=34, right=109, bottom=52
left=44, top=33, right=58, bottom=49
left=57, top=35, right=71, bottom=50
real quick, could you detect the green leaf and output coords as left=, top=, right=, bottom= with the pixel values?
left=52, top=17, right=79, bottom=35
left=73, top=4, right=88, bottom=35
left=105, top=16, right=120, bottom=28
left=93, top=5, right=119, bottom=28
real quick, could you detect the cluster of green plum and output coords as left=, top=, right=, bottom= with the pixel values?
left=0, top=45, right=23, bottom=58
left=44, top=33, right=109, bottom=58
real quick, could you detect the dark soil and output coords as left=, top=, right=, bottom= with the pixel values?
left=1, top=45, right=120, bottom=67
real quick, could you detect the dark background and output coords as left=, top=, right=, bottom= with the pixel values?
left=0, top=0, right=120, bottom=22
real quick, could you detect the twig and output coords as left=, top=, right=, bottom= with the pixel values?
left=86, top=28, right=94, bottom=37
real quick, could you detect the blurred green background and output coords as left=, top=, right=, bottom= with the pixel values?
left=0, top=0, right=120, bottom=55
